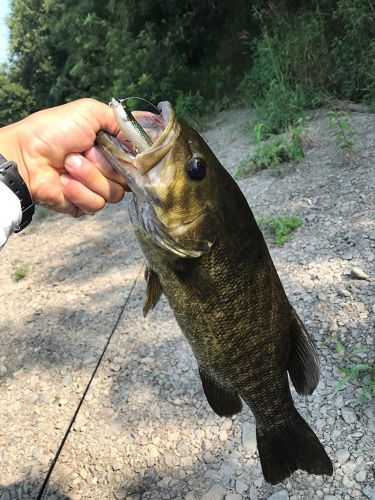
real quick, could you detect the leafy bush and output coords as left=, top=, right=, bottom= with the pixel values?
left=241, top=2, right=375, bottom=132
left=259, top=215, right=302, bottom=244
left=0, top=68, right=34, bottom=126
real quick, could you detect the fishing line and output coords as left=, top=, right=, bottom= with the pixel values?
left=36, top=265, right=144, bottom=500
left=119, top=96, right=161, bottom=115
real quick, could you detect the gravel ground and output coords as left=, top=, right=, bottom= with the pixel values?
left=0, top=108, right=374, bottom=500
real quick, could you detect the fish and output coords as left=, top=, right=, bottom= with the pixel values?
left=96, top=99, right=333, bottom=485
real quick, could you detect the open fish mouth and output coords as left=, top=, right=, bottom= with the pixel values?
left=96, top=99, right=178, bottom=195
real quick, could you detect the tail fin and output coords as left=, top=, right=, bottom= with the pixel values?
left=256, top=412, right=333, bottom=485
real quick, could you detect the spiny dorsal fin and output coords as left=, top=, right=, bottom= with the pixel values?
left=287, top=308, right=320, bottom=395
left=143, top=267, right=163, bottom=317
left=199, top=368, right=242, bottom=417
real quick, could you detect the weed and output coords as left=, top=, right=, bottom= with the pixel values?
left=332, top=341, right=374, bottom=403
left=12, top=263, right=28, bottom=281
left=235, top=122, right=304, bottom=178
left=328, top=110, right=358, bottom=154
left=259, top=215, right=302, bottom=244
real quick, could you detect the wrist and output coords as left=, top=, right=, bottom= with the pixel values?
left=0, top=123, right=30, bottom=192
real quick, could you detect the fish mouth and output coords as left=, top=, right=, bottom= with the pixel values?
left=96, top=100, right=178, bottom=196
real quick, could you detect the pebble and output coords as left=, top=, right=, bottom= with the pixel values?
left=336, top=449, right=350, bottom=465
left=202, top=484, right=227, bottom=500
left=267, top=490, right=289, bottom=500
left=203, top=452, right=216, bottom=464
left=226, top=495, right=242, bottom=500
left=341, top=408, right=357, bottom=424
left=249, top=485, right=258, bottom=500
left=362, top=486, right=375, bottom=499
left=242, top=422, right=257, bottom=454
left=350, top=267, right=369, bottom=280
left=235, top=479, right=248, bottom=494
left=354, top=470, right=366, bottom=482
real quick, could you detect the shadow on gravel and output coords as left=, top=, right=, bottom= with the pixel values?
left=0, top=480, right=71, bottom=500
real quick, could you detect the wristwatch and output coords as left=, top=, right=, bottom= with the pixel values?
left=0, top=153, right=35, bottom=232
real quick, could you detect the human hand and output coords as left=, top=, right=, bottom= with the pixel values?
left=0, top=98, right=127, bottom=217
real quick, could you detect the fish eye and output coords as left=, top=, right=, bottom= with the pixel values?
left=186, top=157, right=206, bottom=181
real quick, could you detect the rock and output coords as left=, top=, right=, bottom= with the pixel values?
left=242, top=422, right=257, bottom=454
left=267, top=491, right=289, bottom=500
left=112, top=462, right=122, bottom=471
left=202, top=484, right=227, bottom=500
left=341, top=407, right=357, bottom=424
left=219, top=430, right=228, bottom=441
left=354, top=470, right=366, bottom=482
left=334, top=395, right=344, bottom=409
left=323, top=496, right=340, bottom=500
left=181, top=456, right=193, bottom=468
left=185, top=493, right=197, bottom=500
left=350, top=267, right=369, bottom=280
left=249, top=485, right=258, bottom=500
left=225, top=495, right=242, bottom=500
left=336, top=448, right=350, bottom=465
left=0, top=491, right=11, bottom=500
left=362, top=486, right=375, bottom=499
left=203, top=452, right=216, bottom=464
left=235, top=479, right=248, bottom=494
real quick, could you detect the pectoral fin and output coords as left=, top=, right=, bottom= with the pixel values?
left=199, top=368, right=242, bottom=417
left=287, top=309, right=320, bottom=395
left=143, top=267, right=162, bottom=317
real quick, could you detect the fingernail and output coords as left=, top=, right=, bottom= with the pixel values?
left=60, top=174, right=70, bottom=186
left=65, top=154, right=82, bottom=169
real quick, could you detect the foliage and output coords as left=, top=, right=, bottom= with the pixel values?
left=0, top=67, right=34, bottom=126
left=5, top=0, right=258, bottom=119
left=2, top=1, right=374, bottom=128
left=328, top=110, right=358, bottom=154
left=241, top=1, right=375, bottom=132
left=334, top=342, right=375, bottom=402
left=259, top=215, right=302, bottom=245
left=12, top=262, right=28, bottom=281
left=236, top=121, right=304, bottom=178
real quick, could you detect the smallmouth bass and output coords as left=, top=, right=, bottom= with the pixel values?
left=96, top=100, right=333, bottom=484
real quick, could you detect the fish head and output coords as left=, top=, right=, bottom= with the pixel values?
left=96, top=101, right=233, bottom=258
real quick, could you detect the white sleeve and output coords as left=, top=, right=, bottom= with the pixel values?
left=0, top=182, right=22, bottom=248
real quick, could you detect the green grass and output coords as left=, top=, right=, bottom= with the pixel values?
left=235, top=121, right=304, bottom=178
left=259, top=215, right=302, bottom=244
left=12, top=263, right=28, bottom=281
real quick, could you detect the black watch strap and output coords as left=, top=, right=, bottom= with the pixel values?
left=0, top=153, right=35, bottom=232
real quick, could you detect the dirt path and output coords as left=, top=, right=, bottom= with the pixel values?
left=0, top=108, right=374, bottom=500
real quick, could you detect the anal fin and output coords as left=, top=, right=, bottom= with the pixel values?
left=199, top=368, right=242, bottom=417
left=287, top=308, right=320, bottom=395
left=143, top=267, right=162, bottom=317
